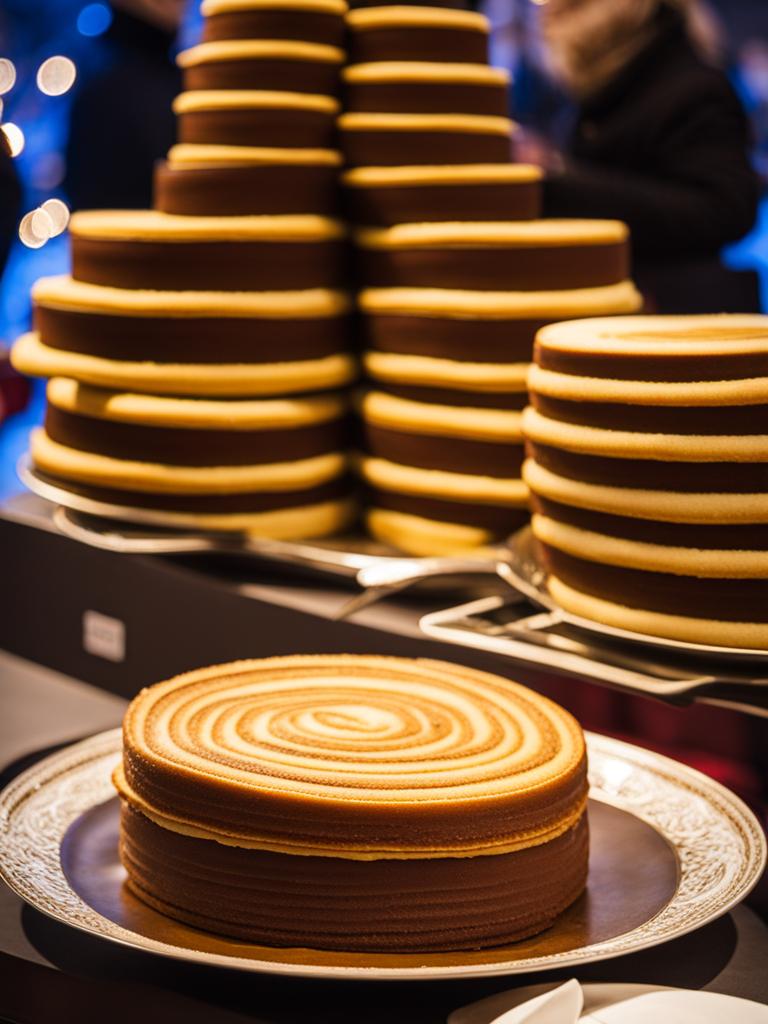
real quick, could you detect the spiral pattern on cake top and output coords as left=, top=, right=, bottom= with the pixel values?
left=114, top=655, right=587, bottom=858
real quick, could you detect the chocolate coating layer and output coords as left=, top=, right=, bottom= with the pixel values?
left=183, top=60, right=340, bottom=95
left=346, top=179, right=541, bottom=226
left=34, top=305, right=350, bottom=364
left=372, top=487, right=529, bottom=534
left=527, top=442, right=768, bottom=493
left=349, top=27, right=488, bottom=65
left=532, top=494, right=768, bottom=549
left=154, top=161, right=341, bottom=217
left=120, top=802, right=588, bottom=952
left=531, top=393, right=768, bottom=435
left=71, top=236, right=348, bottom=291
left=344, top=80, right=508, bottom=117
left=365, top=424, right=524, bottom=478
left=202, top=10, right=345, bottom=46
left=44, top=406, right=348, bottom=467
left=37, top=471, right=351, bottom=512
left=340, top=128, right=511, bottom=166
left=177, top=107, right=336, bottom=148
left=383, top=384, right=529, bottom=410
left=360, top=242, right=627, bottom=292
left=535, top=343, right=768, bottom=382
left=539, top=542, right=768, bottom=621
left=365, top=313, right=544, bottom=362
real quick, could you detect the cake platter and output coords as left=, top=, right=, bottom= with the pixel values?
left=0, top=729, right=764, bottom=981
left=20, top=457, right=516, bottom=591
left=18, top=457, right=404, bottom=579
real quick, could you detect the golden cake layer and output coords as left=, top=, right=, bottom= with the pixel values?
left=30, top=380, right=353, bottom=535
left=201, top=0, right=347, bottom=49
left=346, top=6, right=490, bottom=65
left=177, top=39, right=344, bottom=94
left=342, top=61, right=510, bottom=117
left=115, top=655, right=588, bottom=950
left=343, top=164, right=542, bottom=225
left=156, top=144, right=342, bottom=216
left=65, top=210, right=347, bottom=292
left=12, top=276, right=355, bottom=396
left=524, top=315, right=768, bottom=649
left=338, top=112, right=516, bottom=166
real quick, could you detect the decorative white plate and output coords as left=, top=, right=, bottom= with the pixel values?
left=0, top=729, right=763, bottom=980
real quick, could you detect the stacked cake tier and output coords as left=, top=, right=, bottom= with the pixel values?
left=115, top=654, right=589, bottom=951
left=342, top=4, right=641, bottom=555
left=32, top=378, right=352, bottom=532
left=13, top=0, right=355, bottom=537
left=524, top=315, right=768, bottom=650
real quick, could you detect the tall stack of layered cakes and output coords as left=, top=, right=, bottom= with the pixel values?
left=12, top=0, right=357, bottom=538
left=524, top=315, right=768, bottom=650
left=340, top=5, right=642, bottom=556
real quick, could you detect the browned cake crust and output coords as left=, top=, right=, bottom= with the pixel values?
left=202, top=9, right=346, bottom=48
left=114, top=655, right=589, bottom=951
left=155, top=161, right=341, bottom=217
left=121, top=801, right=589, bottom=952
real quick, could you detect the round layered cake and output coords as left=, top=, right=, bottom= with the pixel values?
left=114, top=655, right=589, bottom=952
left=346, top=6, right=490, bottom=65
left=200, top=0, right=347, bottom=47
left=155, top=144, right=342, bottom=216
left=343, top=164, right=542, bottom=226
left=338, top=112, right=515, bottom=166
left=172, top=89, right=340, bottom=148
left=13, top=275, right=354, bottom=396
left=342, top=61, right=510, bottom=116
left=31, top=378, right=353, bottom=533
left=524, top=315, right=768, bottom=649
left=178, top=39, right=344, bottom=93
left=356, top=221, right=629, bottom=292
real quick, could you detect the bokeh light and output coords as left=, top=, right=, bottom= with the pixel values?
left=77, top=3, right=113, bottom=37
left=37, top=56, right=77, bottom=96
left=41, top=198, right=70, bottom=237
left=2, top=122, right=25, bottom=157
left=0, top=58, right=16, bottom=95
left=19, top=210, right=50, bottom=249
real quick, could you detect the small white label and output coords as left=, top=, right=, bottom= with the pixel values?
left=83, top=610, right=126, bottom=663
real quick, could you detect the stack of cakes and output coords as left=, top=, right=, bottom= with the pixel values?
left=341, top=5, right=642, bottom=555
left=12, top=0, right=356, bottom=538
left=524, top=315, right=768, bottom=650
left=115, top=654, right=589, bottom=951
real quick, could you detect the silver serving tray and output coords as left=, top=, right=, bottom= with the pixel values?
left=0, top=729, right=764, bottom=980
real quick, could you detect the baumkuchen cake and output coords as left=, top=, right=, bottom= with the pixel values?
left=347, top=6, right=490, bottom=65
left=155, top=144, right=342, bottom=216
left=114, top=655, right=588, bottom=951
left=13, top=276, right=354, bottom=396
left=32, top=378, right=352, bottom=533
left=338, top=112, right=516, bottom=166
left=356, top=221, right=629, bottom=292
left=343, top=165, right=542, bottom=226
left=343, top=62, right=510, bottom=116
left=524, top=315, right=768, bottom=649
left=62, top=210, right=347, bottom=291
left=178, top=40, right=344, bottom=94
left=340, top=5, right=641, bottom=555
left=172, top=90, right=339, bottom=148
left=12, top=0, right=355, bottom=538
left=200, top=0, right=347, bottom=47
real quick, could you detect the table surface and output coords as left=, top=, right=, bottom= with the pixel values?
left=1, top=648, right=767, bottom=1023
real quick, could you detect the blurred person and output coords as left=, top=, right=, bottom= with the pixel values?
left=537, top=0, right=760, bottom=313
left=65, top=0, right=184, bottom=211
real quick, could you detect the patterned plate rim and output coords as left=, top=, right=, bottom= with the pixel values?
left=0, top=729, right=764, bottom=980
